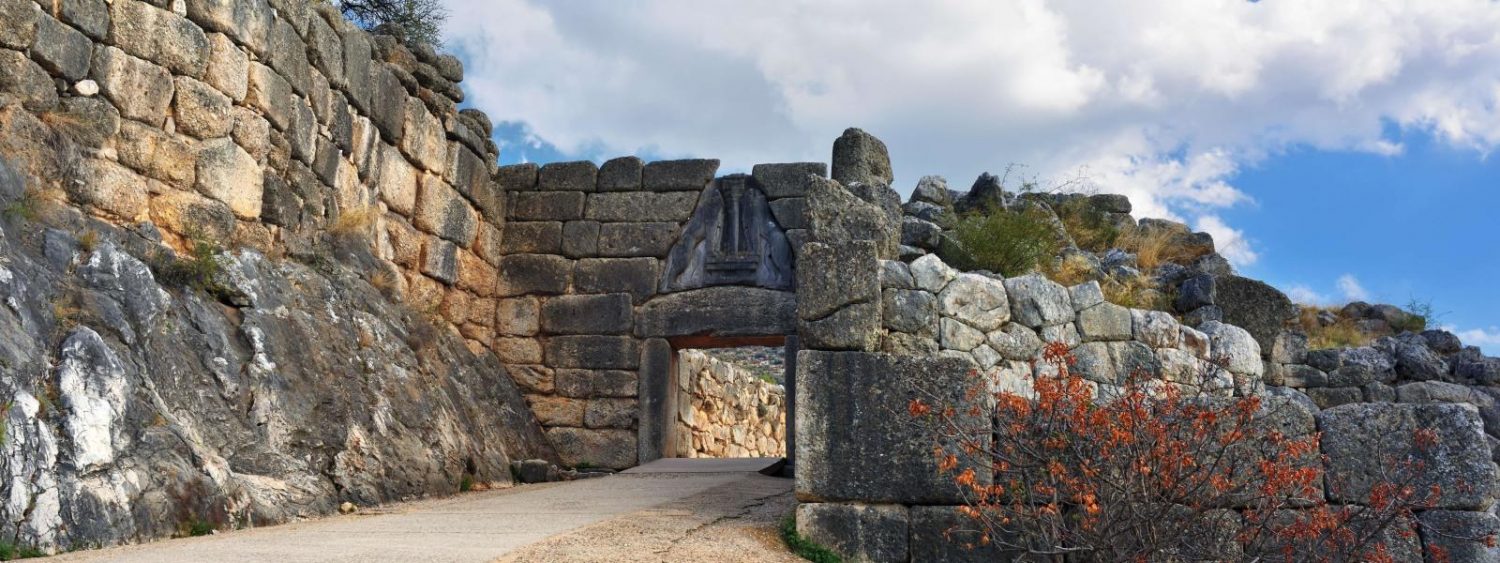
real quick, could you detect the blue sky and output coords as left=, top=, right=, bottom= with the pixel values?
left=445, top=0, right=1500, bottom=352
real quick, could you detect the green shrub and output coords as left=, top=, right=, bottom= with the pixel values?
left=2, top=189, right=40, bottom=222
left=781, top=513, right=842, bottom=563
left=1393, top=298, right=1434, bottom=334
left=943, top=205, right=1062, bottom=277
left=0, top=541, right=46, bottom=559
left=1054, top=198, right=1120, bottom=252
left=151, top=227, right=225, bottom=293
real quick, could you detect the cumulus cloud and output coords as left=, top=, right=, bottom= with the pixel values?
left=1284, top=284, right=1328, bottom=306
left=1445, top=326, right=1500, bottom=354
left=444, top=0, right=1500, bottom=259
left=1337, top=274, right=1371, bottom=302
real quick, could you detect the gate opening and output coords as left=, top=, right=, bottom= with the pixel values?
left=668, top=336, right=791, bottom=460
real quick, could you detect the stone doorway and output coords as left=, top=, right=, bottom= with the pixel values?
left=668, top=336, right=793, bottom=459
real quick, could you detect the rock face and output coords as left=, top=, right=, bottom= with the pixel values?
left=830, top=127, right=893, bottom=188
left=673, top=350, right=786, bottom=458
left=0, top=211, right=551, bottom=551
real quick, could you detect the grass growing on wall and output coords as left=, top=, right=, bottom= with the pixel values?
left=780, top=513, right=842, bottom=563
left=943, top=205, right=1062, bottom=277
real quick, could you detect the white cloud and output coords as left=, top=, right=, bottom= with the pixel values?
left=1337, top=274, right=1371, bottom=302
left=1285, top=284, right=1328, bottom=306
left=1193, top=215, right=1258, bottom=267
left=1444, top=325, right=1500, bottom=354
left=444, top=0, right=1500, bottom=259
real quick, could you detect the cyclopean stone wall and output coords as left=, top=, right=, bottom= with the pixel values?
left=792, top=131, right=1500, bottom=562
left=673, top=349, right=787, bottom=458
left=0, top=0, right=505, bottom=357
left=0, top=0, right=560, bottom=553
left=493, top=158, right=817, bottom=469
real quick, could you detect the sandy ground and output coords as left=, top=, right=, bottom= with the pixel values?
left=51, top=460, right=799, bottom=563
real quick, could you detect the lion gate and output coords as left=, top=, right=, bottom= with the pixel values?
left=494, top=158, right=824, bottom=470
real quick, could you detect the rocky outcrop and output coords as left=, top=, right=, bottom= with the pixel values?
left=0, top=158, right=551, bottom=551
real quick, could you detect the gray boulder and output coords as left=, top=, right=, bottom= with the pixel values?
left=1175, top=274, right=1216, bottom=312
left=830, top=127, right=893, bottom=187
left=1319, top=403, right=1498, bottom=510
left=1002, top=273, right=1072, bottom=329
left=796, top=503, right=908, bottom=563
left=806, top=176, right=898, bottom=259
left=1214, top=275, right=1296, bottom=352
left=1418, top=510, right=1500, bottom=563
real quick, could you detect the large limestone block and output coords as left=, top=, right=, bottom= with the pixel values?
left=497, top=254, right=572, bottom=296
left=71, top=159, right=148, bottom=220
left=806, top=176, right=898, bottom=259
left=0, top=0, right=38, bottom=50
left=796, top=503, right=908, bottom=563
left=751, top=162, right=826, bottom=198
left=185, top=0, right=273, bottom=57
left=1215, top=275, right=1295, bottom=352
left=173, top=76, right=234, bottom=139
left=908, top=254, right=956, bottom=293
left=1077, top=302, right=1132, bottom=342
left=1319, top=403, right=1499, bottom=510
left=797, top=351, right=991, bottom=504
left=801, top=302, right=880, bottom=352
left=540, top=294, right=632, bottom=335
left=109, top=0, right=209, bottom=76
left=635, top=286, right=795, bottom=338
left=596, top=156, right=642, bottom=191
left=882, top=289, right=937, bottom=336
left=1417, top=510, right=1500, bottom=562
left=584, top=192, right=700, bottom=222
left=939, top=273, right=1010, bottom=332
left=91, top=46, right=174, bottom=124
left=1003, top=273, right=1072, bottom=329
left=117, top=120, right=195, bottom=189
left=642, top=159, right=718, bottom=191
left=545, top=335, right=641, bottom=370
left=909, top=506, right=1014, bottom=563
left=400, top=99, right=446, bottom=172
left=546, top=427, right=637, bottom=470
left=413, top=175, right=477, bottom=245
left=32, top=14, right=93, bottom=81
left=831, top=127, right=893, bottom=187
left=798, top=241, right=879, bottom=321
left=194, top=139, right=261, bottom=219
left=575, top=258, right=659, bottom=304
left=1199, top=321, right=1263, bottom=378
left=1131, top=309, right=1182, bottom=349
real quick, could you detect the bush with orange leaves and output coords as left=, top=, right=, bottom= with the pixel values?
left=907, top=342, right=1495, bottom=562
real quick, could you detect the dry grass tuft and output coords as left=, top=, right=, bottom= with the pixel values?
left=1297, top=305, right=1373, bottom=350
left=1044, top=253, right=1099, bottom=287
left=328, top=206, right=377, bottom=238
left=1103, top=274, right=1173, bottom=312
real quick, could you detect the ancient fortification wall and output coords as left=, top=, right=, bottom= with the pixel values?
left=674, top=350, right=787, bottom=459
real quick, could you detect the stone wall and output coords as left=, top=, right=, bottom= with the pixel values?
left=0, top=0, right=507, bottom=358
left=493, top=158, right=817, bottom=469
left=791, top=131, right=1500, bottom=562
left=673, top=349, right=787, bottom=458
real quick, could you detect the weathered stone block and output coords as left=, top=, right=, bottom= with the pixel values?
left=1216, top=275, right=1296, bottom=353
left=117, top=120, right=195, bottom=189
left=496, top=297, right=540, bottom=337
left=420, top=237, right=459, bottom=284
left=150, top=189, right=235, bottom=242
left=636, top=287, right=795, bottom=338
left=184, top=0, right=272, bottom=57
left=546, top=335, right=641, bottom=369
left=497, top=162, right=538, bottom=193
left=597, top=222, right=679, bottom=257
left=575, top=258, right=658, bottom=303
left=506, top=364, right=553, bottom=394
left=341, top=28, right=371, bottom=112
left=1072, top=341, right=1160, bottom=384
left=556, top=370, right=638, bottom=399
left=752, top=162, right=826, bottom=199
left=1003, top=273, right=1072, bottom=329
left=0, top=50, right=56, bottom=112
left=1306, top=387, right=1362, bottom=409
left=71, top=159, right=148, bottom=220
left=501, top=221, right=562, bottom=254
left=1077, top=302, right=1132, bottom=342
left=882, top=289, right=937, bottom=336
left=797, top=351, right=989, bottom=503
left=0, top=0, right=39, bottom=50
left=1418, top=510, right=1500, bottom=562
left=584, top=192, right=700, bottom=222
left=939, top=273, right=1011, bottom=332
left=173, top=76, right=234, bottom=139
left=445, top=145, right=488, bottom=200
left=92, top=45, right=174, bottom=124
left=831, top=127, right=893, bottom=187
left=806, top=175, right=897, bottom=259
left=527, top=395, right=585, bottom=427
left=305, top=14, right=342, bottom=86
left=1200, top=321, right=1263, bottom=379
left=1320, top=403, right=1498, bottom=510
left=456, top=250, right=497, bottom=296
left=798, top=241, right=879, bottom=321
left=47, top=97, right=119, bottom=148
left=195, top=138, right=262, bottom=219
left=539, top=161, right=597, bottom=192
left=414, top=175, right=477, bottom=245
left=1132, top=309, right=1182, bottom=349
left=372, top=143, right=417, bottom=215
left=546, top=427, right=637, bottom=470
left=909, top=506, right=1013, bottom=563
left=796, top=503, right=908, bottom=563
left=561, top=220, right=600, bottom=258
left=498, top=254, right=572, bottom=296
left=109, top=0, right=209, bottom=77
left=597, top=156, right=642, bottom=191
left=769, top=197, right=808, bottom=230
left=245, top=61, right=294, bottom=130
left=540, top=294, right=632, bottom=335
left=511, top=191, right=585, bottom=222
left=643, top=159, right=718, bottom=191
left=495, top=336, right=543, bottom=364
left=32, top=14, right=92, bottom=81
left=801, top=302, right=881, bottom=351
left=368, top=66, right=405, bottom=143
left=585, top=398, right=637, bottom=429
left=400, top=98, right=446, bottom=172
left=266, top=18, right=309, bottom=95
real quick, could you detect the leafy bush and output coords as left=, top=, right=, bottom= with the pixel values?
left=1393, top=298, right=1435, bottom=334
left=2, top=189, right=41, bottom=222
left=151, top=227, right=225, bottom=293
left=943, top=205, right=1062, bottom=277
left=908, top=342, right=1484, bottom=560
left=780, top=513, right=842, bottom=563
left=1054, top=198, right=1121, bottom=252
left=0, top=541, right=45, bottom=560
left=339, top=0, right=448, bottom=47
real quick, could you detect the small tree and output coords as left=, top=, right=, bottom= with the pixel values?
left=908, top=342, right=1492, bottom=561
left=338, top=0, right=447, bottom=47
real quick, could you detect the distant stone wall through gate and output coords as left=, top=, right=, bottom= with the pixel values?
left=495, top=159, right=822, bottom=469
